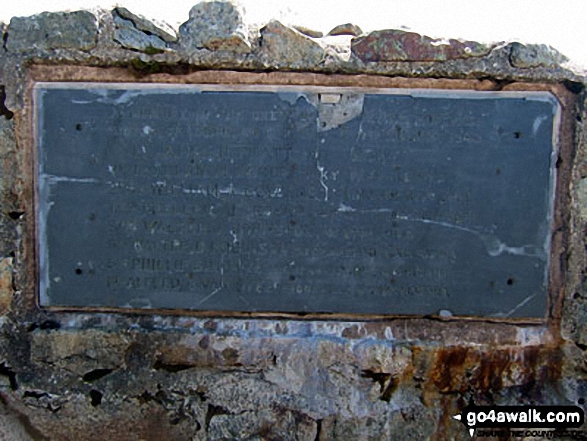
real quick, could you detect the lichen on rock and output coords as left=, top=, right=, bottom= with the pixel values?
left=508, top=42, right=569, bottom=69
left=5, top=11, right=98, bottom=52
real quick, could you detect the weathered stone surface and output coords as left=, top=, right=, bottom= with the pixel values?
left=31, top=331, right=128, bottom=375
left=0, top=257, right=12, bottom=314
left=351, top=29, right=493, bottom=62
left=576, top=178, right=587, bottom=222
left=113, top=7, right=177, bottom=43
left=328, top=23, right=363, bottom=36
left=509, top=42, right=568, bottom=68
left=293, top=25, right=323, bottom=38
left=5, top=11, right=97, bottom=52
left=259, top=20, right=325, bottom=68
left=179, top=0, right=250, bottom=53
left=208, top=409, right=316, bottom=440
left=113, top=15, right=167, bottom=53
left=0, top=118, right=18, bottom=258
left=0, top=400, right=33, bottom=441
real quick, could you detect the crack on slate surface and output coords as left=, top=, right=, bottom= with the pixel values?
left=336, top=203, right=546, bottom=260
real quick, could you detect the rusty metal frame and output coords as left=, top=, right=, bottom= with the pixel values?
left=18, top=66, right=578, bottom=342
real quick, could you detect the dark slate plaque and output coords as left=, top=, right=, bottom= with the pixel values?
left=36, top=83, right=559, bottom=317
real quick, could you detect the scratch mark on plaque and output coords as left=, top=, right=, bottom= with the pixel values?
left=43, top=174, right=98, bottom=184
left=532, top=115, right=548, bottom=136
left=336, top=203, right=545, bottom=259
left=356, top=120, right=365, bottom=143
left=197, top=287, right=223, bottom=306
left=315, top=139, right=329, bottom=202
left=142, top=125, right=154, bottom=135
left=197, top=264, right=225, bottom=306
left=108, top=165, right=115, bottom=176
left=317, top=164, right=329, bottom=201
left=230, top=230, right=238, bottom=244
left=493, top=294, right=537, bottom=318
left=238, top=294, right=251, bottom=307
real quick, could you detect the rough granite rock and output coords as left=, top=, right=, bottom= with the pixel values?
left=113, top=7, right=177, bottom=43
left=508, top=42, right=569, bottom=68
left=179, top=0, right=250, bottom=53
left=113, top=15, right=167, bottom=54
left=5, top=11, right=98, bottom=52
left=259, top=20, right=325, bottom=68
left=328, top=23, right=363, bottom=37
left=351, top=29, right=493, bottom=62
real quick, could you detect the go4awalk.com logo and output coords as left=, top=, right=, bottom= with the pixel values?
left=453, top=404, right=585, bottom=437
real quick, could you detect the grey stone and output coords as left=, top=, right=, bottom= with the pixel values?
left=113, top=7, right=177, bottom=43
left=0, top=118, right=18, bottom=259
left=258, top=20, right=325, bottom=68
left=293, top=25, right=323, bottom=38
left=208, top=409, right=316, bottom=441
left=509, top=42, right=568, bottom=68
left=328, top=23, right=363, bottom=36
left=5, top=11, right=97, bottom=52
left=576, top=178, right=587, bottom=222
left=0, top=400, right=33, bottom=441
left=179, top=0, right=250, bottom=53
left=113, top=16, right=167, bottom=53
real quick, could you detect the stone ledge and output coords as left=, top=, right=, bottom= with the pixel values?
left=0, top=0, right=581, bottom=101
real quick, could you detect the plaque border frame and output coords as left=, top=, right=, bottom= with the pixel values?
left=20, top=66, right=578, bottom=332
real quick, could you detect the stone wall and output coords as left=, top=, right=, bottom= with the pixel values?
left=0, top=2, right=586, bottom=440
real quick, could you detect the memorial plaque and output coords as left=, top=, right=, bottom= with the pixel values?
left=35, top=83, right=559, bottom=317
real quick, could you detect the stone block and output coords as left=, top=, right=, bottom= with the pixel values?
left=113, top=15, right=167, bottom=54
left=259, top=20, right=325, bottom=68
left=509, top=42, right=568, bottom=68
left=179, top=0, right=250, bottom=53
left=351, top=29, right=493, bottom=62
left=113, top=7, right=177, bottom=43
left=328, top=23, right=363, bottom=36
left=5, top=11, right=97, bottom=52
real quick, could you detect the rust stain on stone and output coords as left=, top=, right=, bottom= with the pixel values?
left=427, top=345, right=563, bottom=396
left=0, top=257, right=13, bottom=314
left=351, top=29, right=493, bottom=62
